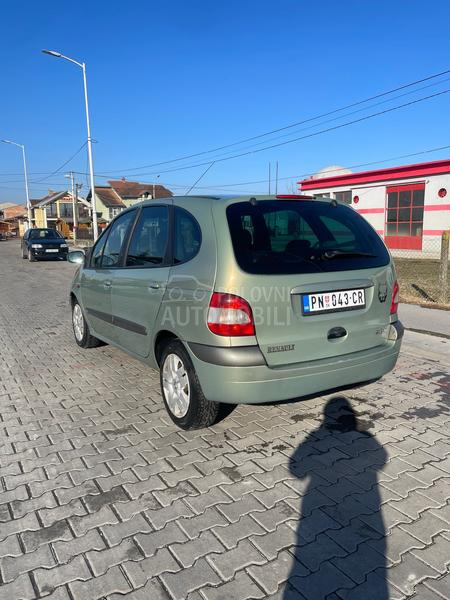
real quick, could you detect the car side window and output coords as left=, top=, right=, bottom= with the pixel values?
left=126, top=206, right=169, bottom=267
left=173, top=207, right=201, bottom=264
left=90, top=231, right=109, bottom=268
left=101, top=210, right=136, bottom=268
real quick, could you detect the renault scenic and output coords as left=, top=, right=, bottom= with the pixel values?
left=68, top=195, right=403, bottom=430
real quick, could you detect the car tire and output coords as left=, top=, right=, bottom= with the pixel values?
left=159, top=339, right=220, bottom=430
left=27, top=249, right=36, bottom=262
left=22, top=247, right=27, bottom=259
left=72, top=300, right=102, bottom=349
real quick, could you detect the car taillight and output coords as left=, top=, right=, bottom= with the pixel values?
left=207, top=292, right=255, bottom=336
left=390, top=280, right=399, bottom=315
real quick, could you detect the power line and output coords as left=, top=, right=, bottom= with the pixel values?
left=81, top=88, right=450, bottom=180
left=47, top=144, right=450, bottom=191
left=97, top=68, right=450, bottom=174
left=30, top=142, right=87, bottom=184
left=2, top=144, right=448, bottom=197
left=185, top=144, right=450, bottom=189
left=185, top=161, right=215, bottom=195
left=98, top=144, right=450, bottom=192
left=0, top=171, right=52, bottom=177
left=4, top=83, right=447, bottom=196
left=0, top=142, right=87, bottom=185
left=1, top=69, right=448, bottom=185
left=182, top=77, right=450, bottom=163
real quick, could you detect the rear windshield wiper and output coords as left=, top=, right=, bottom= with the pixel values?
left=319, top=249, right=377, bottom=260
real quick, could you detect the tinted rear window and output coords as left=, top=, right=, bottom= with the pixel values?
left=227, top=200, right=389, bottom=274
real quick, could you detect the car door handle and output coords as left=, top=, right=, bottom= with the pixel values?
left=149, top=282, right=164, bottom=290
left=103, top=281, right=112, bottom=288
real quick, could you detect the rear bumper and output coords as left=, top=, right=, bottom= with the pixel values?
left=186, top=321, right=403, bottom=404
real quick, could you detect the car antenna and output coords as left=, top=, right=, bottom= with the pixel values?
left=331, top=198, right=338, bottom=207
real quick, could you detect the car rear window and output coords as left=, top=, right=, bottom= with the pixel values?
left=226, top=200, right=390, bottom=274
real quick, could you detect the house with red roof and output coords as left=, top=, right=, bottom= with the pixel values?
left=88, top=179, right=173, bottom=223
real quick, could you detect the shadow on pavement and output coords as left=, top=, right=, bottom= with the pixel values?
left=283, top=397, right=388, bottom=599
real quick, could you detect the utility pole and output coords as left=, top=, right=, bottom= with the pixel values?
left=65, top=171, right=81, bottom=244
left=66, top=172, right=75, bottom=241
left=275, top=161, right=279, bottom=195
left=74, top=183, right=82, bottom=243
left=268, top=163, right=271, bottom=195
left=153, top=174, right=160, bottom=199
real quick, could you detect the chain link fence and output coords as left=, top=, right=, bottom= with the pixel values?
left=392, top=232, right=449, bottom=307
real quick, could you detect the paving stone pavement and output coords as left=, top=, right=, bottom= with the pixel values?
left=0, top=240, right=449, bottom=600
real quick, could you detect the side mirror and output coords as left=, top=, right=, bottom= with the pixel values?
left=68, top=250, right=85, bottom=265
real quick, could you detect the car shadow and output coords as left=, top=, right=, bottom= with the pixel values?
left=213, top=380, right=380, bottom=426
left=283, top=396, right=388, bottom=599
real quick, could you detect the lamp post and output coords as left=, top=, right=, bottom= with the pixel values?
left=1, top=139, right=32, bottom=230
left=42, top=49, right=99, bottom=240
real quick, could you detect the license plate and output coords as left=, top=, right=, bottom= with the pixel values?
left=302, top=288, right=365, bottom=315
left=45, top=249, right=59, bottom=253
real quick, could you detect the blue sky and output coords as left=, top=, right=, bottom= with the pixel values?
left=1, top=0, right=449, bottom=203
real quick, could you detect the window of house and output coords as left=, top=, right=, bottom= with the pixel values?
left=101, top=210, right=136, bottom=267
left=173, top=207, right=201, bottom=264
left=78, top=205, right=90, bottom=219
left=334, top=191, right=352, bottom=204
left=109, top=207, right=122, bottom=220
left=59, top=203, right=73, bottom=218
left=126, top=206, right=169, bottom=267
left=386, top=184, right=424, bottom=238
left=46, top=203, right=58, bottom=218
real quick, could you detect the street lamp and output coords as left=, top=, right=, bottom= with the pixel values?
left=42, top=49, right=99, bottom=240
left=1, top=139, right=32, bottom=229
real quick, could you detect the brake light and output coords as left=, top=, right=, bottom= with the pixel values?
left=390, top=280, right=399, bottom=315
left=207, top=292, right=255, bottom=336
left=276, top=194, right=313, bottom=199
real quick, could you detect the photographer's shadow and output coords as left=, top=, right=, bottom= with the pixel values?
left=283, top=397, right=388, bottom=599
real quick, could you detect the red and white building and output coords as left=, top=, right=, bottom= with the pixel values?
left=299, top=159, right=450, bottom=255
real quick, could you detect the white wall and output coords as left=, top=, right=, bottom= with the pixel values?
left=302, top=173, right=450, bottom=257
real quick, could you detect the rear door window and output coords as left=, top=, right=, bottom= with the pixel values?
left=227, top=200, right=389, bottom=274
left=173, top=207, right=201, bottom=264
left=125, top=206, right=169, bottom=267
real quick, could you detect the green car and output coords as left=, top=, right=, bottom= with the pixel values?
left=69, top=195, right=403, bottom=430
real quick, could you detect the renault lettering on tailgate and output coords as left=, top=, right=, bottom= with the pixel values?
left=302, top=288, right=365, bottom=315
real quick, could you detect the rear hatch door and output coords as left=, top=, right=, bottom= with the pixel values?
left=225, top=199, right=395, bottom=367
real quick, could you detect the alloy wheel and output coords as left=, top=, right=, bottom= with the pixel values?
left=162, top=353, right=190, bottom=417
left=72, top=304, right=85, bottom=342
